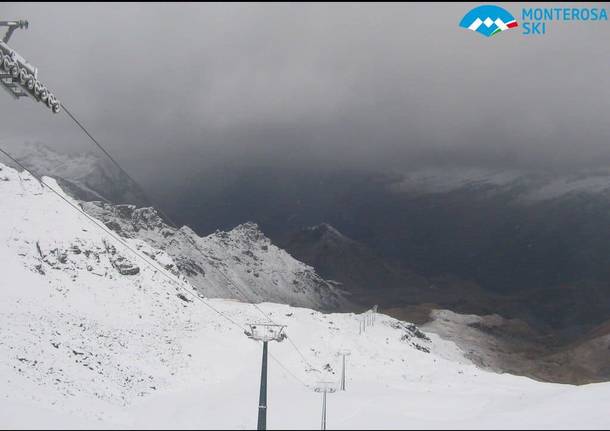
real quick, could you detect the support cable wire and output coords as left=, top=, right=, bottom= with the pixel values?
left=269, top=352, right=310, bottom=389
left=188, top=237, right=275, bottom=321
left=62, top=103, right=275, bottom=329
left=168, top=217, right=317, bottom=371
left=242, top=297, right=317, bottom=371
left=285, top=334, right=315, bottom=370
left=0, top=145, right=244, bottom=331
left=62, top=104, right=180, bottom=228
left=0, top=144, right=312, bottom=390
left=198, top=242, right=317, bottom=372
left=63, top=102, right=278, bottom=324
left=61, top=102, right=317, bottom=382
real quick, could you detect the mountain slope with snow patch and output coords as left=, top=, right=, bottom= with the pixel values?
left=81, top=201, right=347, bottom=311
left=1, top=161, right=610, bottom=429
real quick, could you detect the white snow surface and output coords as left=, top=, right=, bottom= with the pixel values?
left=1, top=162, right=610, bottom=429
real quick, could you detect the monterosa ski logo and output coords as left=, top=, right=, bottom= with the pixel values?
left=460, top=4, right=608, bottom=37
left=459, top=5, right=518, bottom=37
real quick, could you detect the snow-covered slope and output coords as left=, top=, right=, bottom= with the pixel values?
left=80, top=202, right=346, bottom=311
left=2, top=161, right=610, bottom=429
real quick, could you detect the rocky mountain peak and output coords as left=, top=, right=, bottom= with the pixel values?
left=82, top=201, right=173, bottom=240
left=80, top=201, right=347, bottom=311
left=213, top=221, right=267, bottom=244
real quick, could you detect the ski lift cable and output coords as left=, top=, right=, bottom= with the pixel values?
left=192, top=236, right=317, bottom=371
left=222, top=278, right=318, bottom=371
left=61, top=104, right=180, bottom=229
left=187, top=236, right=276, bottom=323
left=166, top=211, right=316, bottom=371
left=0, top=22, right=315, bottom=393
left=249, top=303, right=317, bottom=371
left=241, top=291, right=317, bottom=371
left=0, top=145, right=315, bottom=391
left=0, top=145, right=245, bottom=331
left=61, top=102, right=319, bottom=374
left=62, top=102, right=277, bottom=326
left=286, top=334, right=316, bottom=371
left=269, top=351, right=310, bottom=389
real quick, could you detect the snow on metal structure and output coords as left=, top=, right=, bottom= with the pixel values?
left=0, top=20, right=60, bottom=113
left=246, top=323, right=287, bottom=430
left=336, top=349, right=351, bottom=391
left=314, top=381, right=338, bottom=431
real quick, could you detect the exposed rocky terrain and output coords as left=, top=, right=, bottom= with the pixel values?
left=81, top=202, right=347, bottom=311
left=10, top=146, right=610, bottom=387
left=9, top=160, right=610, bottom=429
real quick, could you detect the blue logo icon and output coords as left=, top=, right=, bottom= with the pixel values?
left=459, top=5, right=519, bottom=37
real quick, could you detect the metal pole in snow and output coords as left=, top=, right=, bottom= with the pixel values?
left=315, top=382, right=337, bottom=431
left=341, top=354, right=346, bottom=391
left=247, top=323, right=286, bottom=431
left=321, top=389, right=327, bottom=430
left=257, top=340, right=268, bottom=430
left=337, top=349, right=351, bottom=391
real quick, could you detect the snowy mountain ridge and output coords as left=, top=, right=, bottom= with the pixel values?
left=81, top=201, right=347, bottom=311
left=2, top=160, right=610, bottom=428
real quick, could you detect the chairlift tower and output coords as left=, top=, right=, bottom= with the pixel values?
left=337, top=349, right=351, bottom=391
left=314, top=381, right=338, bottom=431
left=359, top=315, right=366, bottom=335
left=246, top=323, right=287, bottom=431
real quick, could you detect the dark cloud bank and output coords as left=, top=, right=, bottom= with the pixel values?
left=1, top=2, right=609, bottom=185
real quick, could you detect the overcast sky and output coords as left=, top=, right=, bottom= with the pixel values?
left=1, top=2, right=610, bottom=186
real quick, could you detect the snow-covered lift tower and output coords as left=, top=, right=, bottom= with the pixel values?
left=337, top=349, right=351, bottom=391
left=369, top=305, right=378, bottom=326
left=314, top=381, right=338, bottom=431
left=246, top=323, right=287, bottom=431
left=0, top=20, right=61, bottom=113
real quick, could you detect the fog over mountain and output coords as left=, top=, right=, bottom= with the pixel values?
left=2, top=2, right=610, bottom=341
left=1, top=2, right=610, bottom=183
left=2, top=2, right=610, bottom=326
